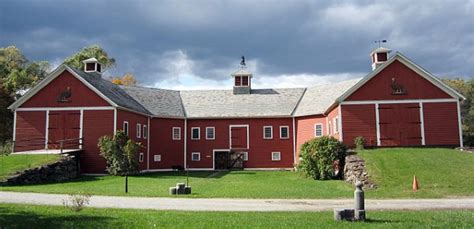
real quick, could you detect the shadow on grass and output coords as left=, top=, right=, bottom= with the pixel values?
left=0, top=206, right=114, bottom=228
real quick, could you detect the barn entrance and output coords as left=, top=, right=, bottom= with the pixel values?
left=214, top=150, right=244, bottom=170
left=48, top=110, right=81, bottom=149
left=378, top=103, right=422, bottom=146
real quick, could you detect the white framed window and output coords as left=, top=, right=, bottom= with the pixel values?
left=272, top=152, right=281, bottom=161
left=280, top=126, right=289, bottom=139
left=172, top=127, right=181, bottom=140
left=206, top=127, right=215, bottom=140
left=334, top=117, right=339, bottom=133
left=314, top=123, right=323, bottom=137
left=123, top=121, right=129, bottom=136
left=143, top=125, right=148, bottom=139
left=263, top=126, right=273, bottom=139
left=191, top=127, right=200, bottom=140
left=154, top=155, right=161, bottom=162
left=139, top=153, right=144, bottom=162
left=191, top=152, right=200, bottom=161
left=136, top=123, right=141, bottom=138
left=241, top=152, right=248, bottom=161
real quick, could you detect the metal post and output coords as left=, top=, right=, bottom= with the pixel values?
left=125, top=175, right=128, bottom=193
left=354, top=181, right=366, bottom=221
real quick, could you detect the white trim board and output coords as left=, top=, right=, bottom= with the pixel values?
left=419, top=102, right=426, bottom=146
left=457, top=100, right=464, bottom=148
left=16, top=106, right=115, bottom=111
left=341, top=98, right=457, bottom=105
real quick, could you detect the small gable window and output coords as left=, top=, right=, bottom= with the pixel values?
left=191, top=127, right=200, bottom=140
left=192, top=152, right=200, bottom=161
left=314, top=124, right=323, bottom=137
left=143, top=125, right=148, bottom=139
left=172, top=127, right=181, bottom=140
left=263, top=126, right=273, bottom=139
left=136, top=123, right=141, bottom=138
left=206, top=127, right=215, bottom=140
left=280, top=126, right=289, bottom=139
left=123, top=121, right=129, bottom=136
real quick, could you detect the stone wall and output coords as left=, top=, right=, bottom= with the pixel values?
left=343, top=155, right=376, bottom=189
left=5, top=154, right=79, bottom=185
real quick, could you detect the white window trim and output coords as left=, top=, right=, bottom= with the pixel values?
left=143, top=125, right=148, bottom=139
left=314, top=123, right=323, bottom=137
left=206, top=127, right=215, bottom=140
left=263, top=126, right=273, bottom=139
left=241, top=152, right=248, bottom=161
left=172, top=127, right=181, bottom=140
left=191, top=152, right=201, bottom=161
left=136, top=123, right=141, bottom=138
left=139, top=153, right=144, bottom=162
left=328, top=122, right=332, bottom=135
left=123, top=121, right=129, bottom=136
left=279, top=126, right=289, bottom=139
left=272, top=152, right=281, bottom=161
left=191, top=127, right=200, bottom=140
left=334, top=116, right=339, bottom=133
left=154, top=154, right=161, bottom=162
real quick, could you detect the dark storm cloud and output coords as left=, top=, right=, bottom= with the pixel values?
left=0, top=0, right=472, bottom=88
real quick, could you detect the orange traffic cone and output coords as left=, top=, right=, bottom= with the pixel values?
left=412, top=175, right=419, bottom=192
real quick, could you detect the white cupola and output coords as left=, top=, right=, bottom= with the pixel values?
left=82, top=57, right=102, bottom=73
left=231, top=56, right=252, bottom=95
left=370, top=47, right=391, bottom=70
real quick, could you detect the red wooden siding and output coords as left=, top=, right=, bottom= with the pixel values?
left=341, top=104, right=377, bottom=147
left=117, top=110, right=149, bottom=171
left=14, top=111, right=46, bottom=151
left=230, top=126, right=248, bottom=149
left=20, top=71, right=110, bottom=108
left=379, top=103, right=421, bottom=146
left=295, top=114, right=326, bottom=160
left=423, top=102, right=460, bottom=146
left=81, top=110, right=114, bottom=173
left=346, top=60, right=452, bottom=101
left=47, top=110, right=81, bottom=149
left=186, top=118, right=294, bottom=169
left=149, top=118, right=185, bottom=170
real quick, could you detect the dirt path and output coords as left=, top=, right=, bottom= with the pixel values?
left=1, top=191, right=473, bottom=212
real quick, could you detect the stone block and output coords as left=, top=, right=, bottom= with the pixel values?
left=355, top=209, right=366, bottom=221
left=169, top=187, right=177, bottom=195
left=185, top=186, right=192, bottom=194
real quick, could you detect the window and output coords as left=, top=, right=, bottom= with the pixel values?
left=242, top=76, right=249, bottom=86
left=272, top=152, right=281, bottom=161
left=263, top=126, right=273, bottom=139
left=235, top=76, right=241, bottom=86
left=139, top=153, right=144, bottom=162
left=206, top=127, right=215, bottom=140
left=328, top=122, right=332, bottom=135
left=191, top=127, right=200, bottom=140
left=314, top=124, right=323, bottom=137
left=143, top=125, right=148, bottom=139
left=172, top=127, right=181, bottom=140
left=136, top=123, right=141, bottom=138
left=280, top=126, right=289, bottom=139
left=334, top=117, right=339, bottom=133
left=154, top=155, right=161, bottom=162
left=123, top=121, right=129, bottom=136
left=191, top=152, right=200, bottom=161
left=241, top=152, right=248, bottom=161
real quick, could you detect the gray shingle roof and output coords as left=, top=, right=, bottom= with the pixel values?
left=68, top=67, right=151, bottom=115
left=120, top=86, right=185, bottom=118
left=293, top=78, right=362, bottom=117
left=180, top=88, right=306, bottom=118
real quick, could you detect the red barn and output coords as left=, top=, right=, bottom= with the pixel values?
left=9, top=50, right=465, bottom=173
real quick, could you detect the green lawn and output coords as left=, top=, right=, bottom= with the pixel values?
left=359, top=148, right=474, bottom=198
left=0, top=154, right=61, bottom=181
left=0, top=148, right=472, bottom=199
left=0, top=203, right=473, bottom=228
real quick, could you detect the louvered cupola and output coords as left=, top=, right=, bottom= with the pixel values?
left=370, top=47, right=391, bottom=70
left=83, top=57, right=102, bottom=74
left=232, top=56, right=252, bottom=95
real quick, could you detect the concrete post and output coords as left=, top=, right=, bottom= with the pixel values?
left=354, top=181, right=366, bottom=221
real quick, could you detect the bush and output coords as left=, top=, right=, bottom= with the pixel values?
left=0, top=140, right=12, bottom=156
left=62, top=192, right=91, bottom=212
left=98, top=131, right=142, bottom=176
left=354, top=136, right=365, bottom=150
left=298, top=136, right=346, bottom=180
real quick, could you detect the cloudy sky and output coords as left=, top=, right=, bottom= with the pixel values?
left=1, top=0, right=472, bottom=89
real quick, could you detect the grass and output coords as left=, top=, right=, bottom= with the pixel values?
left=358, top=148, right=474, bottom=198
left=0, top=154, right=61, bottom=181
left=0, top=203, right=473, bottom=228
left=0, top=148, right=472, bottom=199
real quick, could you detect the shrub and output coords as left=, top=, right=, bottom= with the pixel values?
left=62, top=192, right=91, bottom=212
left=98, top=131, right=141, bottom=176
left=0, top=140, right=12, bottom=156
left=298, top=136, right=346, bottom=180
left=354, top=136, right=366, bottom=150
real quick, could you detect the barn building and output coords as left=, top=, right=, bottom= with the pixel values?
left=9, top=49, right=465, bottom=173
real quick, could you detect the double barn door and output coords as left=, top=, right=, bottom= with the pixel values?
left=378, top=103, right=422, bottom=146
left=48, top=111, right=81, bottom=149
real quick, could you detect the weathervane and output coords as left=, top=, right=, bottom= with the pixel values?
left=375, top=40, right=387, bottom=47
left=240, top=56, right=246, bottom=69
